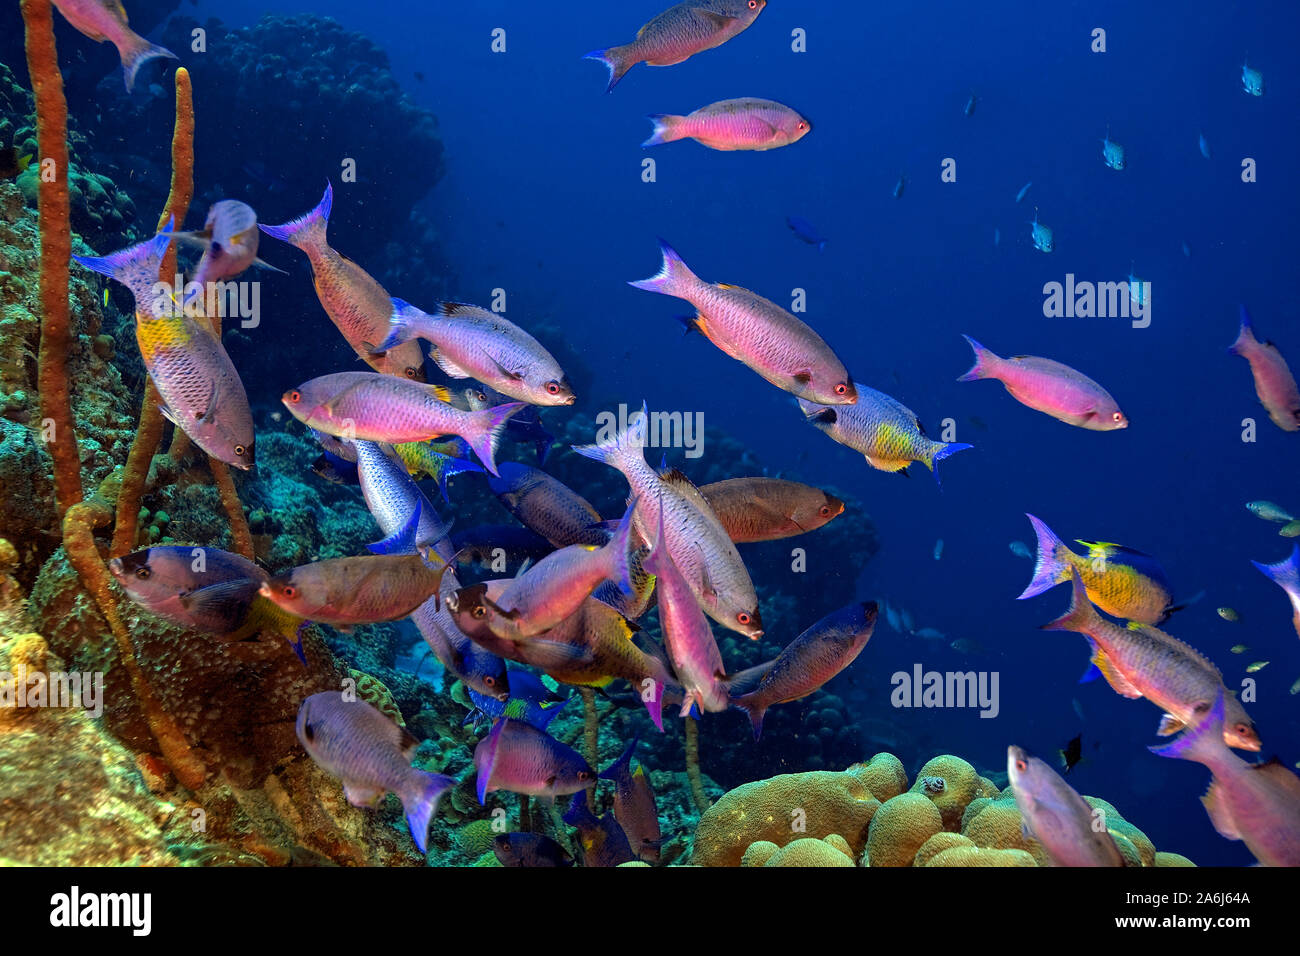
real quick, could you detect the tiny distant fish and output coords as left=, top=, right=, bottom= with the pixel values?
left=1248, top=500, right=1295, bottom=523
left=50, top=0, right=178, bottom=92
left=1101, top=133, right=1125, bottom=170
left=1241, top=59, right=1264, bottom=96
left=914, top=626, right=945, bottom=641
left=296, top=692, right=454, bottom=854
left=1058, top=732, right=1084, bottom=773
left=959, top=336, right=1126, bottom=430
left=1290, top=676, right=1300, bottom=696
left=643, top=98, right=811, bottom=152
left=493, top=833, right=573, bottom=867
left=892, top=174, right=906, bottom=199
left=1246, top=661, right=1269, bottom=673
left=963, top=91, right=978, bottom=117
left=1008, top=745, right=1123, bottom=866
left=1029, top=208, right=1053, bottom=252
left=1229, top=306, right=1300, bottom=432
left=1071, top=697, right=1086, bottom=722
left=1182, top=240, right=1191, bottom=257
left=787, top=216, right=826, bottom=251
left=1281, top=521, right=1300, bottom=538
left=950, top=637, right=988, bottom=656
left=799, top=383, right=972, bottom=483
left=1010, top=540, right=1032, bottom=559
left=1127, top=270, right=1148, bottom=308
left=933, top=538, right=944, bottom=561
left=1218, top=607, right=1241, bottom=622
left=1198, top=132, right=1211, bottom=159
left=1230, top=644, right=1249, bottom=654
left=1149, top=689, right=1300, bottom=867
left=1015, top=181, right=1032, bottom=203
left=584, top=0, right=767, bottom=93
left=630, top=241, right=856, bottom=406
left=993, top=227, right=1001, bottom=248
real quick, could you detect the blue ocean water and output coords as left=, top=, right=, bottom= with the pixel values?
left=188, top=0, right=1298, bottom=865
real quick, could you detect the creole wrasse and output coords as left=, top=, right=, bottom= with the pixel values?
left=50, top=0, right=177, bottom=92
left=1252, top=543, right=1300, bottom=641
left=1229, top=305, right=1300, bottom=432
left=643, top=98, right=811, bottom=152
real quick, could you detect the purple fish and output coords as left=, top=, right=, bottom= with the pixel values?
left=473, top=718, right=595, bottom=802
left=599, top=738, right=662, bottom=863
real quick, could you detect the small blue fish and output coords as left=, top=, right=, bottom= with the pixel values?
left=786, top=216, right=826, bottom=251
left=994, top=227, right=1001, bottom=248
left=1030, top=209, right=1054, bottom=253
left=1198, top=132, right=1211, bottom=159
left=963, top=91, right=978, bottom=117
left=1101, top=132, right=1125, bottom=170
left=1015, top=181, right=1032, bottom=204
left=1242, top=59, right=1263, bottom=96
left=893, top=174, right=906, bottom=199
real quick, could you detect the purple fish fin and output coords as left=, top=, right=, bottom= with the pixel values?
left=956, top=334, right=998, bottom=381
left=571, top=399, right=649, bottom=478
left=120, top=35, right=177, bottom=93
left=1148, top=688, right=1225, bottom=765
left=925, top=441, right=973, bottom=487
left=1252, top=543, right=1300, bottom=593
left=1039, top=567, right=1103, bottom=635
left=467, top=402, right=527, bottom=478
left=628, top=240, right=699, bottom=298
left=476, top=718, right=507, bottom=805
left=1229, top=305, right=1257, bottom=355
left=643, top=682, right=665, bottom=732
left=375, top=297, right=427, bottom=353
left=1018, top=514, right=1073, bottom=599
left=607, top=497, right=638, bottom=596
left=562, top=790, right=595, bottom=827
left=642, top=114, right=684, bottom=148
left=72, top=224, right=174, bottom=304
left=583, top=45, right=634, bottom=93
left=730, top=693, right=766, bottom=741
left=1077, top=658, right=1103, bottom=684
left=367, top=499, right=422, bottom=555
left=599, top=735, right=640, bottom=782
left=402, top=771, right=455, bottom=854
left=260, top=183, right=332, bottom=251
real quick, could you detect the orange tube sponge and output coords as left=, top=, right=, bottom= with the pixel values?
left=864, top=792, right=943, bottom=866
left=21, top=0, right=83, bottom=521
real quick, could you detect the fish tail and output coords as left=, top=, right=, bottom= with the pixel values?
left=118, top=34, right=177, bottom=93
left=1039, top=567, right=1103, bottom=635
left=375, top=298, right=429, bottom=353
left=605, top=498, right=638, bottom=596
left=729, top=694, right=767, bottom=741
left=583, top=45, right=635, bottom=93
left=628, top=240, right=700, bottom=299
left=598, top=735, right=639, bottom=781
left=1252, top=543, right=1300, bottom=592
left=1018, top=514, right=1075, bottom=599
left=642, top=682, right=665, bottom=732
left=466, top=402, right=527, bottom=478
left=956, top=334, right=999, bottom=381
left=259, top=182, right=332, bottom=252
left=923, top=441, right=973, bottom=487
left=1228, top=305, right=1258, bottom=355
left=475, top=718, right=506, bottom=804
left=571, top=399, right=650, bottom=480
left=1148, top=688, right=1225, bottom=766
left=72, top=223, right=175, bottom=304
left=642, top=114, right=685, bottom=148
left=437, top=456, right=484, bottom=501
left=401, top=770, right=456, bottom=854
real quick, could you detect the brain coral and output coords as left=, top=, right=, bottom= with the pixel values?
left=864, top=792, right=943, bottom=866
left=692, top=768, right=881, bottom=866
left=960, top=792, right=1048, bottom=865
left=926, top=846, right=1037, bottom=867
left=849, top=752, right=908, bottom=801
left=909, top=754, right=981, bottom=831
left=913, top=832, right=975, bottom=867
left=758, top=837, right=856, bottom=867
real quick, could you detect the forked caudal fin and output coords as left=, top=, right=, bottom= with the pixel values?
left=260, top=183, right=332, bottom=251
left=73, top=219, right=175, bottom=306
left=466, top=402, right=527, bottom=478
left=1039, top=567, right=1104, bottom=635
left=401, top=771, right=455, bottom=854
left=642, top=114, right=686, bottom=148
left=923, top=441, right=973, bottom=487
left=1228, top=304, right=1258, bottom=356
left=571, top=399, right=650, bottom=479
left=1252, top=543, right=1300, bottom=592
left=956, top=334, right=999, bottom=382
left=1018, top=513, right=1075, bottom=600
left=628, top=241, right=701, bottom=299
left=583, top=45, right=635, bottom=93
left=1148, top=688, right=1226, bottom=767
left=120, top=35, right=177, bottom=94
left=375, top=298, right=432, bottom=353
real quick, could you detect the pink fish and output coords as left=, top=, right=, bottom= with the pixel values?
left=51, top=0, right=177, bottom=92
left=643, top=98, right=810, bottom=151
left=958, top=335, right=1127, bottom=430
left=260, top=184, right=427, bottom=381
left=585, top=0, right=767, bottom=93
left=1150, top=689, right=1300, bottom=866
left=1229, top=306, right=1300, bottom=432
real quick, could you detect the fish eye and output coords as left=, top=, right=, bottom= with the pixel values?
left=797, top=121, right=808, bottom=131
left=577, top=770, right=594, bottom=781
left=404, top=367, right=419, bottom=379
left=748, top=0, right=757, bottom=7
left=1112, top=411, right=1123, bottom=423
left=283, top=585, right=298, bottom=599
left=834, top=383, right=849, bottom=395
left=819, top=505, right=831, bottom=517
left=472, top=605, right=486, bottom=619
left=135, top=567, right=151, bottom=580
left=545, top=381, right=561, bottom=395
left=737, top=611, right=752, bottom=626
left=302, top=721, right=315, bottom=742
left=484, top=676, right=496, bottom=688
left=234, top=444, right=246, bottom=457
left=287, top=390, right=301, bottom=404
left=1015, top=758, right=1027, bottom=772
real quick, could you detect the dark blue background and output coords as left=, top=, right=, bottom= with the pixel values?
left=167, top=0, right=1300, bottom=865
